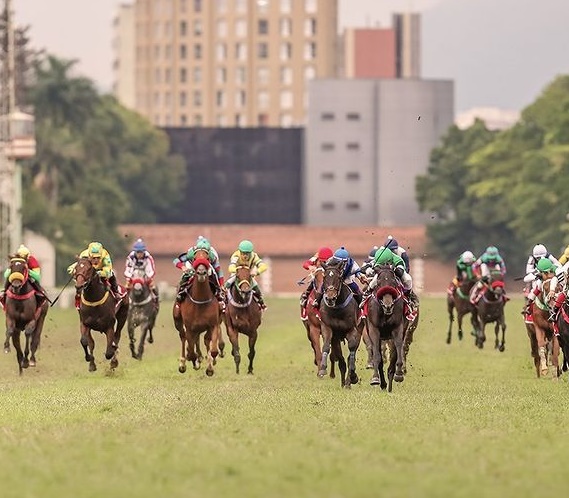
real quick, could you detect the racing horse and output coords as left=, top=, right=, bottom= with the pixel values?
left=473, top=276, right=507, bottom=351
left=364, top=263, right=409, bottom=392
left=173, top=257, right=221, bottom=376
left=317, top=258, right=364, bottom=388
left=127, top=267, right=158, bottom=360
left=72, top=256, right=129, bottom=372
left=2, top=256, right=49, bottom=374
left=301, top=267, right=335, bottom=378
left=446, top=277, right=477, bottom=344
left=225, top=265, right=262, bottom=374
left=554, top=289, right=569, bottom=375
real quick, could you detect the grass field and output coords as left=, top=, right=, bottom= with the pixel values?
left=1, top=296, right=568, bottom=498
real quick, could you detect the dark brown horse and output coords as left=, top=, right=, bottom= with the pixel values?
left=446, top=277, right=477, bottom=344
left=225, top=265, right=262, bottom=374
left=317, top=258, right=364, bottom=388
left=72, top=257, right=129, bottom=372
left=473, top=279, right=507, bottom=351
left=365, top=264, right=409, bottom=392
left=2, top=256, right=49, bottom=374
left=127, top=267, right=158, bottom=360
left=554, top=289, right=569, bottom=375
left=173, top=257, right=221, bottom=376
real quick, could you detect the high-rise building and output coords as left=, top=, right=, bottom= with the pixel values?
left=112, top=3, right=136, bottom=110
left=114, top=0, right=339, bottom=128
left=393, top=12, right=421, bottom=78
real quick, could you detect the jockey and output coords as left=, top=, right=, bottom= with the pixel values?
left=523, top=258, right=558, bottom=317
left=173, top=236, right=225, bottom=310
left=225, top=239, right=268, bottom=310
left=312, top=247, right=367, bottom=308
left=558, top=244, right=569, bottom=265
left=448, top=250, right=476, bottom=295
left=2, top=244, right=46, bottom=304
left=363, top=246, right=418, bottom=309
left=470, top=246, right=506, bottom=305
left=299, top=246, right=333, bottom=315
left=68, top=242, right=122, bottom=308
left=124, top=238, right=159, bottom=304
left=363, top=246, right=379, bottom=277
left=523, top=244, right=561, bottom=286
left=384, top=235, right=410, bottom=272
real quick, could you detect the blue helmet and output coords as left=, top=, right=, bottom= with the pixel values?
left=368, top=245, right=379, bottom=259
left=333, top=247, right=350, bottom=261
left=385, top=236, right=399, bottom=251
left=133, top=238, right=146, bottom=252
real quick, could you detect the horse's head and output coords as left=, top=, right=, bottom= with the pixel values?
left=235, top=265, right=253, bottom=296
left=130, top=267, right=150, bottom=300
left=322, top=259, right=344, bottom=307
left=7, top=257, right=29, bottom=290
left=373, top=264, right=402, bottom=315
left=192, top=257, right=211, bottom=283
left=73, top=257, right=98, bottom=291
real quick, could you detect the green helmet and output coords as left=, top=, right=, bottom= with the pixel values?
left=485, top=246, right=499, bottom=257
left=196, top=236, right=211, bottom=251
left=238, top=240, right=254, bottom=253
left=374, top=246, right=393, bottom=265
left=537, top=258, right=554, bottom=273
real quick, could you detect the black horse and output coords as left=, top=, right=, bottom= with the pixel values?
left=317, top=258, right=364, bottom=389
left=365, top=264, right=409, bottom=392
left=127, top=267, right=158, bottom=360
left=474, top=279, right=507, bottom=351
left=446, top=277, right=477, bottom=344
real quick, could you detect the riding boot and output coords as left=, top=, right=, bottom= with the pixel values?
left=176, top=273, right=190, bottom=302
left=549, top=306, right=559, bottom=322
left=74, top=290, right=81, bottom=310
left=216, top=288, right=226, bottom=313
left=253, top=287, right=267, bottom=310
left=109, top=274, right=121, bottom=297
left=408, top=289, right=420, bottom=309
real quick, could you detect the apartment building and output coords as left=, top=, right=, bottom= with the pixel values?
left=113, top=0, right=338, bottom=127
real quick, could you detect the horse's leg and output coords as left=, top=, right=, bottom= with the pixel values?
left=22, top=318, right=37, bottom=369
left=305, top=321, right=322, bottom=373
left=393, top=325, right=405, bottom=383
left=225, top=318, right=241, bottom=374
left=457, top=310, right=465, bottom=341
left=526, top=325, right=540, bottom=377
left=127, top=316, right=138, bottom=359
left=499, top=315, right=506, bottom=352
left=552, top=335, right=560, bottom=380
left=79, top=325, right=97, bottom=372
left=368, top=325, right=383, bottom=387
left=4, top=318, right=15, bottom=354
left=137, top=321, right=148, bottom=360
left=362, top=324, right=373, bottom=369
left=247, top=331, right=257, bottom=375
left=447, top=300, right=455, bottom=344
left=318, top=325, right=332, bottom=378
left=387, top=340, right=396, bottom=393
left=186, top=332, right=200, bottom=370
left=331, top=338, right=347, bottom=388
left=29, top=303, right=48, bottom=367
left=535, top=326, right=549, bottom=376
left=218, top=314, right=226, bottom=357
left=347, top=326, right=361, bottom=386
left=205, top=324, right=220, bottom=377
left=10, top=328, right=24, bottom=375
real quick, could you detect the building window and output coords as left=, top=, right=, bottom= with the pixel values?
left=321, top=112, right=334, bottom=121
left=153, top=44, right=160, bottom=58
left=258, top=42, right=268, bottom=59
left=304, top=42, right=316, bottom=60
left=321, top=202, right=335, bottom=210
left=193, top=44, right=201, bottom=59
left=280, top=66, right=292, bottom=85
left=321, top=172, right=335, bottom=180
left=216, top=67, right=227, bottom=84
left=346, top=112, right=361, bottom=121
left=280, top=114, right=293, bottom=127
left=194, top=114, right=203, bottom=126
left=217, top=20, right=227, bottom=38
left=164, top=68, right=171, bottom=83
left=193, top=66, right=202, bottom=83
left=280, top=90, right=292, bottom=109
left=180, top=114, right=187, bottom=125
left=347, top=142, right=360, bottom=150
left=321, top=143, right=335, bottom=151
left=180, top=20, right=187, bottom=36
left=280, top=42, right=292, bottom=61
left=346, top=172, right=360, bottom=180
left=304, top=18, right=317, bottom=36
left=258, top=90, right=269, bottom=109
left=194, top=19, right=202, bottom=36
left=346, top=202, right=361, bottom=210
left=164, top=92, right=171, bottom=108
left=258, top=113, right=269, bottom=126
left=305, top=0, right=317, bottom=13
left=180, top=91, right=187, bottom=107
left=216, top=0, right=227, bottom=13
left=235, top=114, right=246, bottom=126
left=280, top=0, right=292, bottom=13
left=236, top=66, right=247, bottom=84
left=236, top=19, right=247, bottom=37
left=235, top=90, right=246, bottom=107
left=304, top=65, right=316, bottom=81
left=236, top=0, right=246, bottom=13
left=216, top=43, right=227, bottom=61
left=194, top=0, right=202, bottom=13
left=154, top=68, right=161, bottom=83
left=280, top=18, right=292, bottom=37
left=216, top=90, right=226, bottom=107
left=180, top=44, right=187, bottom=59
left=258, top=19, right=269, bottom=35
left=236, top=42, right=247, bottom=61
left=257, top=66, right=269, bottom=85
left=193, top=90, right=202, bottom=106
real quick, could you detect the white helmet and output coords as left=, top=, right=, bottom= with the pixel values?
left=461, top=251, right=475, bottom=264
left=532, top=244, right=547, bottom=259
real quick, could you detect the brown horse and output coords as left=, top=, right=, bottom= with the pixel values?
left=554, top=289, right=569, bottom=375
left=127, top=267, right=158, bottom=360
left=364, top=264, right=409, bottom=392
left=225, top=265, right=263, bottom=374
left=173, top=257, right=221, bottom=376
left=301, top=267, right=335, bottom=378
left=473, top=279, right=507, bottom=351
left=446, top=277, right=477, bottom=344
left=529, top=278, right=560, bottom=379
left=2, top=256, right=49, bottom=374
left=317, top=258, right=364, bottom=389
left=72, top=257, right=129, bottom=372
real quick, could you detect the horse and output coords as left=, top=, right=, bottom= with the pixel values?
left=473, top=278, right=507, bottom=351
left=364, top=263, right=410, bottom=392
left=225, top=265, right=263, bottom=374
left=72, top=257, right=129, bottom=372
left=301, top=267, right=335, bottom=378
left=2, top=256, right=49, bottom=374
left=127, top=267, right=158, bottom=360
left=446, top=277, right=477, bottom=344
left=554, top=289, right=569, bottom=375
left=173, top=257, right=221, bottom=376
left=317, top=258, right=364, bottom=389
left=529, top=278, right=560, bottom=379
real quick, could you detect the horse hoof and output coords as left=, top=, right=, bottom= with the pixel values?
left=499, top=345, right=505, bottom=353
left=366, top=363, right=373, bottom=369
left=317, top=370, right=327, bottom=378
left=206, top=368, right=214, bottom=377
left=178, top=365, right=186, bottom=373
left=4, top=347, right=10, bottom=354
left=343, top=383, right=352, bottom=389
left=89, top=364, right=97, bottom=372
left=446, top=337, right=451, bottom=345
left=394, top=373, right=404, bottom=382
left=110, top=359, right=119, bottom=369
left=458, top=331, right=463, bottom=341
left=29, top=360, right=36, bottom=367
left=370, top=376, right=381, bottom=385
left=147, top=337, right=154, bottom=344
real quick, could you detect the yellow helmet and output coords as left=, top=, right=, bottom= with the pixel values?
left=16, top=244, right=30, bottom=258
left=88, top=242, right=103, bottom=257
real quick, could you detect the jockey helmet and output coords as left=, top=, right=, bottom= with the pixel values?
left=536, top=258, right=554, bottom=273
left=461, top=251, right=475, bottom=264
left=16, top=244, right=30, bottom=258
left=133, top=238, right=146, bottom=252
left=532, top=244, right=547, bottom=259
left=238, top=240, right=254, bottom=253
left=333, top=247, right=350, bottom=261
left=317, top=247, right=333, bottom=261
left=368, top=246, right=379, bottom=259
left=196, top=236, right=211, bottom=251
left=374, top=246, right=394, bottom=265
left=385, top=236, right=399, bottom=251
left=485, top=246, right=499, bottom=258
left=88, top=242, right=103, bottom=258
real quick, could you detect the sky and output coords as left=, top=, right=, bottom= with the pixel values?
left=14, top=0, right=569, bottom=113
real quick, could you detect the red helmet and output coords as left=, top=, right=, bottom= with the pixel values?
left=317, top=247, right=333, bottom=261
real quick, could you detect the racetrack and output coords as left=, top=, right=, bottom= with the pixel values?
left=0, top=296, right=567, bottom=498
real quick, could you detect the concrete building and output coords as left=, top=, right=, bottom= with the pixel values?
left=112, top=3, right=136, bottom=110
left=393, top=12, right=421, bottom=78
left=114, top=0, right=339, bottom=127
left=304, top=78, right=454, bottom=226
left=343, top=27, right=396, bottom=78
